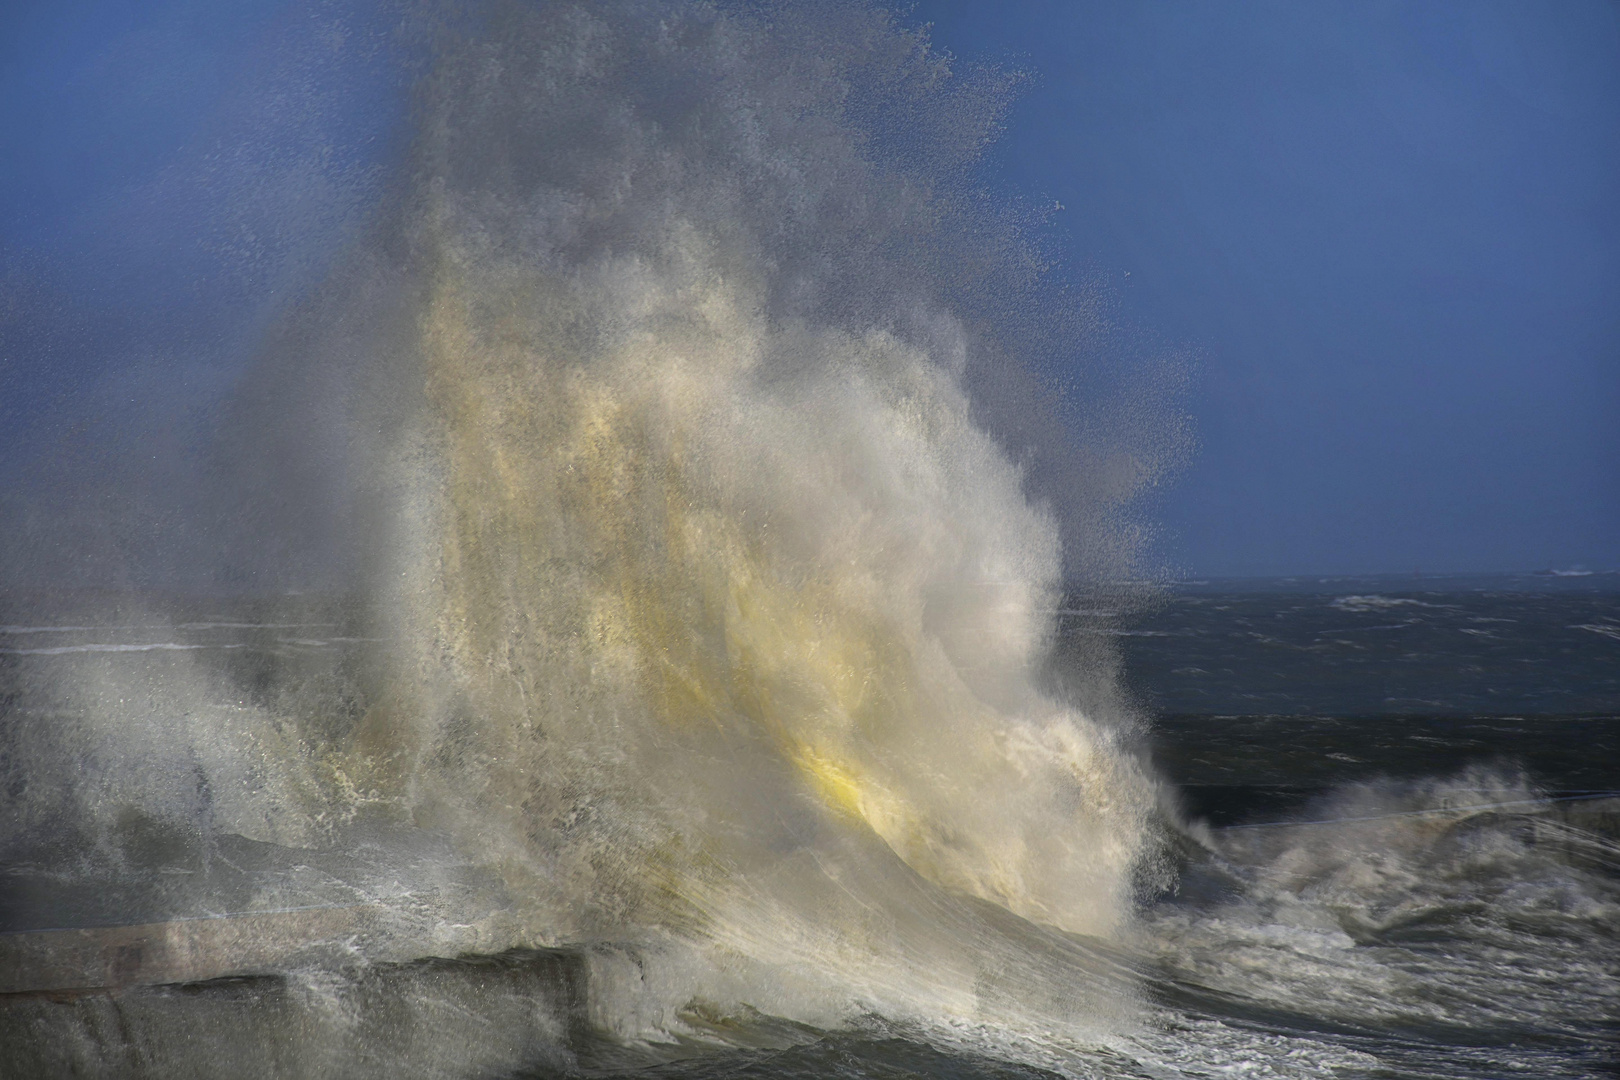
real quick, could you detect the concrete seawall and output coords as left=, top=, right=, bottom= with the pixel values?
left=0, top=928, right=588, bottom=1078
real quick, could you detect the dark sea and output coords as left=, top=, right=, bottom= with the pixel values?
left=1111, top=573, right=1620, bottom=823
left=3, top=573, right=1615, bottom=1078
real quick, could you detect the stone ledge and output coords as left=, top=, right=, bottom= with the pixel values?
left=0, top=905, right=379, bottom=995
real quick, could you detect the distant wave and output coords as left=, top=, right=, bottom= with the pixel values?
left=1330, top=594, right=1440, bottom=611
left=0, top=642, right=249, bottom=656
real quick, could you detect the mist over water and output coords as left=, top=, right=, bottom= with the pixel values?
left=341, top=0, right=1170, bottom=1033
left=4, top=4, right=1616, bottom=1078
left=3, top=0, right=1180, bottom=1060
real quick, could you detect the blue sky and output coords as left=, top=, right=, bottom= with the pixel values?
left=917, top=0, right=1620, bottom=575
left=0, top=0, right=397, bottom=425
left=2, top=0, right=1616, bottom=578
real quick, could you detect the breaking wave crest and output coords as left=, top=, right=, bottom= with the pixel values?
left=344, top=0, right=1171, bottom=1038
left=2, top=0, right=1184, bottom=1056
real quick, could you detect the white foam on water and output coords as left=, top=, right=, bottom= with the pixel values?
left=334, top=7, right=1174, bottom=1039
left=1143, top=768, right=1620, bottom=1066
left=1329, top=595, right=1439, bottom=611
left=0, top=643, right=250, bottom=656
left=0, top=625, right=169, bottom=634
left=0, top=0, right=1184, bottom=1060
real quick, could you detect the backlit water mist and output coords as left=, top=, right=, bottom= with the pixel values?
left=2, top=3, right=1615, bottom=1078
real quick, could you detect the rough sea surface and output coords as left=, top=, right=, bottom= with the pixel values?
left=3, top=575, right=1615, bottom=1078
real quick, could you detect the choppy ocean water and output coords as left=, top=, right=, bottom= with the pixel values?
left=2, top=575, right=1614, bottom=1078
left=1108, top=574, right=1620, bottom=1080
